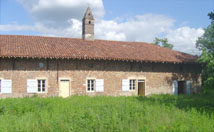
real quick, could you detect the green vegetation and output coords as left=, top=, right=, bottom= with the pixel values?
left=196, top=11, right=214, bottom=93
left=152, top=37, right=174, bottom=49
left=0, top=95, right=214, bottom=132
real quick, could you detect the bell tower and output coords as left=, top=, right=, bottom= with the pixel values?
left=82, top=7, right=94, bottom=40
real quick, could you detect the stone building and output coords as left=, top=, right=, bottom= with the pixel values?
left=0, top=7, right=201, bottom=98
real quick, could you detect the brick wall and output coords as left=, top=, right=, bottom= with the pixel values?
left=0, top=58, right=202, bottom=98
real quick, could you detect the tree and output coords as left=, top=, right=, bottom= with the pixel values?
left=152, top=37, right=174, bottom=49
left=208, top=11, right=214, bottom=20
left=196, top=11, right=214, bottom=93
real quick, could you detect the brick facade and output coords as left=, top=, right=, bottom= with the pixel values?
left=0, top=58, right=202, bottom=98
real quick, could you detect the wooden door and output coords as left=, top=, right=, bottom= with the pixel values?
left=138, top=81, right=145, bottom=96
left=59, top=80, right=70, bottom=98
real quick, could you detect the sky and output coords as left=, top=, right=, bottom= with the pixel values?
left=0, top=0, right=213, bottom=55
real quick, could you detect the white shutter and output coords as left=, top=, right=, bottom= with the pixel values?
left=27, top=80, right=37, bottom=93
left=186, top=80, right=191, bottom=94
left=96, top=79, right=104, bottom=92
left=122, top=79, right=129, bottom=91
left=172, top=80, right=178, bottom=95
left=1, top=80, right=12, bottom=94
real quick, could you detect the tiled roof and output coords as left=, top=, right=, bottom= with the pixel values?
left=0, top=35, right=198, bottom=63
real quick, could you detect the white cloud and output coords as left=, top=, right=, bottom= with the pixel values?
left=166, top=27, right=204, bottom=54
left=17, top=0, right=104, bottom=28
left=0, top=0, right=204, bottom=55
left=95, top=14, right=174, bottom=42
left=0, top=24, right=35, bottom=31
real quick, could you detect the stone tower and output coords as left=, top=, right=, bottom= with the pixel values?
left=82, top=7, right=94, bottom=40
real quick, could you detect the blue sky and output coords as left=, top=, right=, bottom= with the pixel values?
left=0, top=0, right=213, bottom=54
left=103, top=0, right=213, bottom=28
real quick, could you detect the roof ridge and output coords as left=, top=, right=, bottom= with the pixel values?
left=94, top=38, right=195, bottom=56
left=0, top=34, right=82, bottom=40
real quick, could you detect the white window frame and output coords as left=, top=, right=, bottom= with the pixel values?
left=129, top=79, right=136, bottom=91
left=37, top=79, right=47, bottom=93
left=87, top=79, right=95, bottom=92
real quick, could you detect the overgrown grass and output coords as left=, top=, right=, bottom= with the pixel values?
left=0, top=94, right=214, bottom=132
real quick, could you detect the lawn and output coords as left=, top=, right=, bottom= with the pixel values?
left=0, top=94, right=214, bottom=132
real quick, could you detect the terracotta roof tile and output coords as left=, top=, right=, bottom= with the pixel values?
left=0, top=35, right=198, bottom=63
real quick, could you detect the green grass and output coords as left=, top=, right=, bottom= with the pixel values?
left=0, top=94, right=214, bottom=132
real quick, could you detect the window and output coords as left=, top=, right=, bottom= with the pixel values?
left=38, top=79, right=46, bottom=93
left=27, top=79, right=47, bottom=93
left=87, top=80, right=95, bottom=92
left=39, top=62, right=44, bottom=68
left=129, top=79, right=136, bottom=90
left=89, top=21, right=91, bottom=24
left=86, top=79, right=104, bottom=92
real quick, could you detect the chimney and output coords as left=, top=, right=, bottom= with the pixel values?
left=82, top=7, right=94, bottom=40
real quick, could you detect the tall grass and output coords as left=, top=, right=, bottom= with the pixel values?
left=0, top=94, right=214, bottom=132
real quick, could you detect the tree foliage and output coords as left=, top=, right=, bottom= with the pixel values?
left=196, top=11, right=214, bottom=93
left=208, top=11, right=214, bottom=20
left=153, top=37, right=174, bottom=49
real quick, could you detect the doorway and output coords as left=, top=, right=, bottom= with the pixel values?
left=59, top=80, right=70, bottom=98
left=138, top=80, right=145, bottom=96
left=178, top=81, right=186, bottom=95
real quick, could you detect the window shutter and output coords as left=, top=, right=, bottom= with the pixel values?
left=1, top=80, right=12, bottom=94
left=0, top=80, right=1, bottom=93
left=172, top=80, right=178, bottom=95
left=186, top=80, right=191, bottom=94
left=96, top=79, right=104, bottom=92
left=122, top=79, right=129, bottom=91
left=27, top=80, right=37, bottom=93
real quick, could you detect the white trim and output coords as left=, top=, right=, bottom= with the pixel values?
left=59, top=78, right=72, bottom=95
left=138, top=80, right=145, bottom=83
left=86, top=77, right=96, bottom=80
left=86, top=79, right=96, bottom=92
left=59, top=77, right=72, bottom=95
left=137, top=78, right=146, bottom=95
left=59, top=78, right=71, bottom=97
left=36, top=77, right=48, bottom=80
left=59, top=77, right=72, bottom=82
left=137, top=79, right=146, bottom=96
left=129, top=79, right=136, bottom=91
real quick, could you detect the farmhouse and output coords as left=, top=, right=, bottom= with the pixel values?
left=0, top=8, right=201, bottom=98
